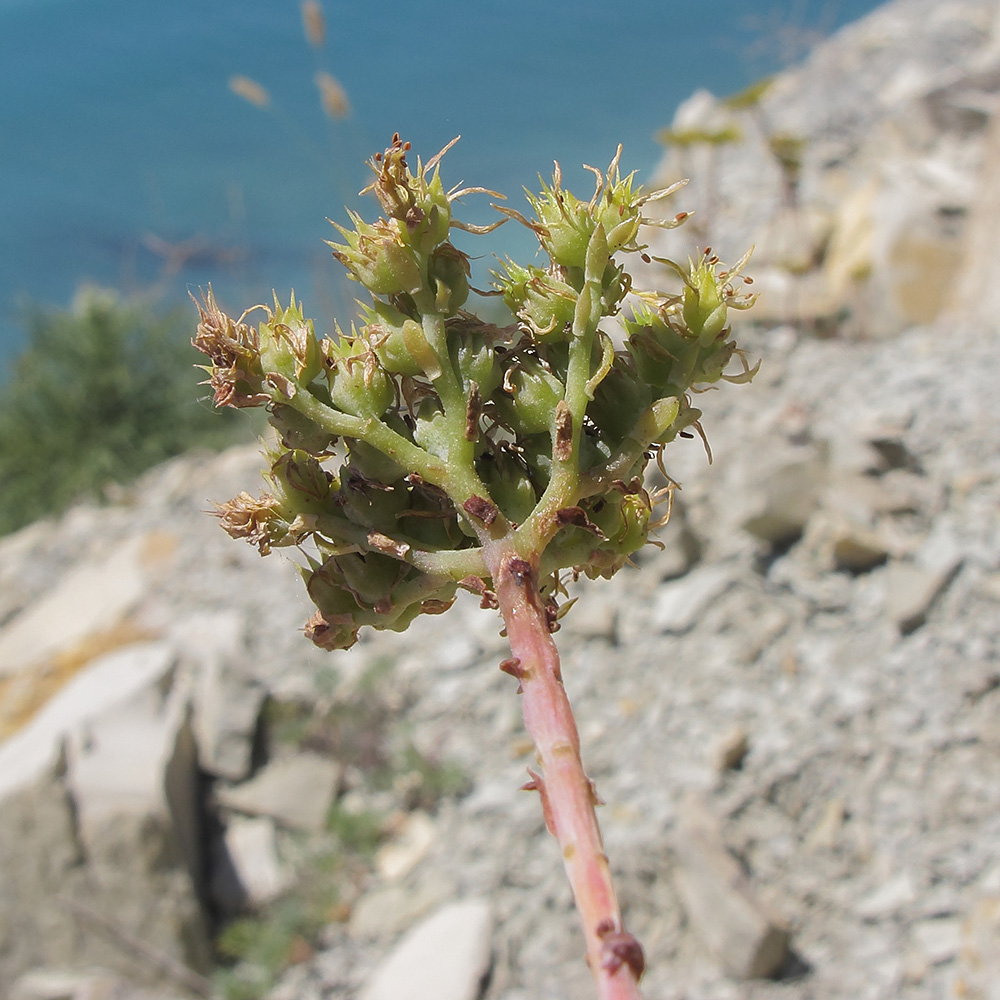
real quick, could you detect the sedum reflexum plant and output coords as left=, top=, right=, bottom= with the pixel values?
left=194, top=134, right=757, bottom=999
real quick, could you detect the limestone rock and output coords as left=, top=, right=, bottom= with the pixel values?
left=740, top=455, right=828, bottom=546
left=349, top=875, right=456, bottom=940
left=376, top=810, right=436, bottom=881
left=212, top=815, right=293, bottom=911
left=0, top=641, right=175, bottom=801
left=0, top=531, right=168, bottom=680
left=359, top=899, right=494, bottom=1000
left=178, top=610, right=264, bottom=781
left=651, top=564, right=735, bottom=634
left=955, top=897, right=1000, bottom=1000
left=217, top=752, right=341, bottom=832
left=712, top=725, right=750, bottom=772
left=883, top=559, right=956, bottom=632
left=672, top=793, right=790, bottom=979
left=829, top=520, right=891, bottom=573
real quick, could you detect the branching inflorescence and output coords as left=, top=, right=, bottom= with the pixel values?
left=194, top=134, right=757, bottom=999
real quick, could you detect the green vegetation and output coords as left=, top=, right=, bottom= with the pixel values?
left=215, top=887, right=338, bottom=1000
left=0, top=287, right=253, bottom=536
left=215, top=656, right=470, bottom=996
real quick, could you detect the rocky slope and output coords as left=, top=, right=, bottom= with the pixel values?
left=2, top=2, right=1000, bottom=999
left=640, top=0, right=1000, bottom=337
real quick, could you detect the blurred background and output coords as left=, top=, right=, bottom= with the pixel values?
left=0, top=0, right=882, bottom=366
left=0, top=0, right=883, bottom=534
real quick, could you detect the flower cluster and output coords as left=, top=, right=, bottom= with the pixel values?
left=194, top=136, right=757, bottom=649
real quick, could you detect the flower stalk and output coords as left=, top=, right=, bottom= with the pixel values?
left=194, top=134, right=758, bottom=996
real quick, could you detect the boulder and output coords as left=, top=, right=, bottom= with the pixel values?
left=359, top=899, right=494, bottom=1000
left=0, top=643, right=211, bottom=987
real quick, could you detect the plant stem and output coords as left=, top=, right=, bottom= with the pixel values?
left=485, top=543, right=645, bottom=1000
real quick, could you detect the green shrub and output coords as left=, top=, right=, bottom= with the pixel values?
left=0, top=287, right=253, bottom=535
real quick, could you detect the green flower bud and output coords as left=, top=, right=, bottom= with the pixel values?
left=361, top=134, right=452, bottom=253
left=528, top=183, right=594, bottom=270
left=304, top=560, right=363, bottom=620
left=338, top=465, right=410, bottom=531
left=654, top=399, right=702, bottom=446
left=259, top=293, right=322, bottom=386
left=448, top=322, right=503, bottom=398
left=428, top=243, right=470, bottom=314
left=496, top=259, right=577, bottom=343
left=496, top=357, right=565, bottom=436
left=623, top=304, right=700, bottom=394
left=192, top=289, right=269, bottom=408
left=477, top=448, right=538, bottom=526
left=412, top=397, right=452, bottom=461
left=268, top=402, right=337, bottom=454
left=588, top=360, right=653, bottom=444
left=325, top=332, right=394, bottom=418
left=347, top=437, right=406, bottom=485
left=519, top=434, right=553, bottom=487
left=683, top=257, right=729, bottom=347
left=305, top=611, right=361, bottom=652
left=695, top=339, right=737, bottom=384
left=576, top=429, right=613, bottom=473
left=328, top=213, right=424, bottom=296
left=337, top=550, right=407, bottom=612
left=361, top=301, right=426, bottom=377
left=269, top=449, right=332, bottom=512
left=214, top=491, right=288, bottom=555
left=594, top=167, right=643, bottom=255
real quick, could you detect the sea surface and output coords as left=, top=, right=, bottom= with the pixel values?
left=0, top=0, right=885, bottom=373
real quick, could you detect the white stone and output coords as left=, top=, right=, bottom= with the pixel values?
left=360, top=899, right=494, bottom=1000
left=883, top=561, right=954, bottom=633
left=222, top=815, right=293, bottom=907
left=350, top=875, right=455, bottom=939
left=66, top=656, right=198, bottom=867
left=911, top=917, right=963, bottom=964
left=10, top=968, right=120, bottom=1000
left=0, top=533, right=155, bottom=679
left=179, top=610, right=264, bottom=781
left=376, top=810, right=436, bottom=881
left=0, top=641, right=175, bottom=801
left=217, top=752, right=341, bottom=832
left=856, top=873, right=917, bottom=919
left=651, top=565, right=734, bottom=634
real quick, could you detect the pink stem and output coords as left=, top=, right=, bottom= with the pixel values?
left=486, top=545, right=645, bottom=1000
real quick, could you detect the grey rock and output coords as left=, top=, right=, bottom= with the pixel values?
left=856, top=872, right=918, bottom=919
left=0, top=532, right=160, bottom=681
left=359, top=899, right=494, bottom=1000
left=740, top=455, right=828, bottom=546
left=217, top=752, right=341, bottom=832
left=180, top=610, right=264, bottom=781
left=672, top=793, right=791, bottom=979
left=375, top=810, right=436, bottom=881
left=712, top=725, right=750, bottom=772
left=350, top=874, right=456, bottom=940
left=911, top=917, right=963, bottom=964
left=0, top=641, right=175, bottom=801
left=651, top=564, right=734, bottom=633
left=563, top=585, right=618, bottom=643
left=213, top=816, right=293, bottom=911
left=830, top=521, right=891, bottom=573
left=883, top=559, right=956, bottom=632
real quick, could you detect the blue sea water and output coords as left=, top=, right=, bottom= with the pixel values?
left=0, top=0, right=884, bottom=374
